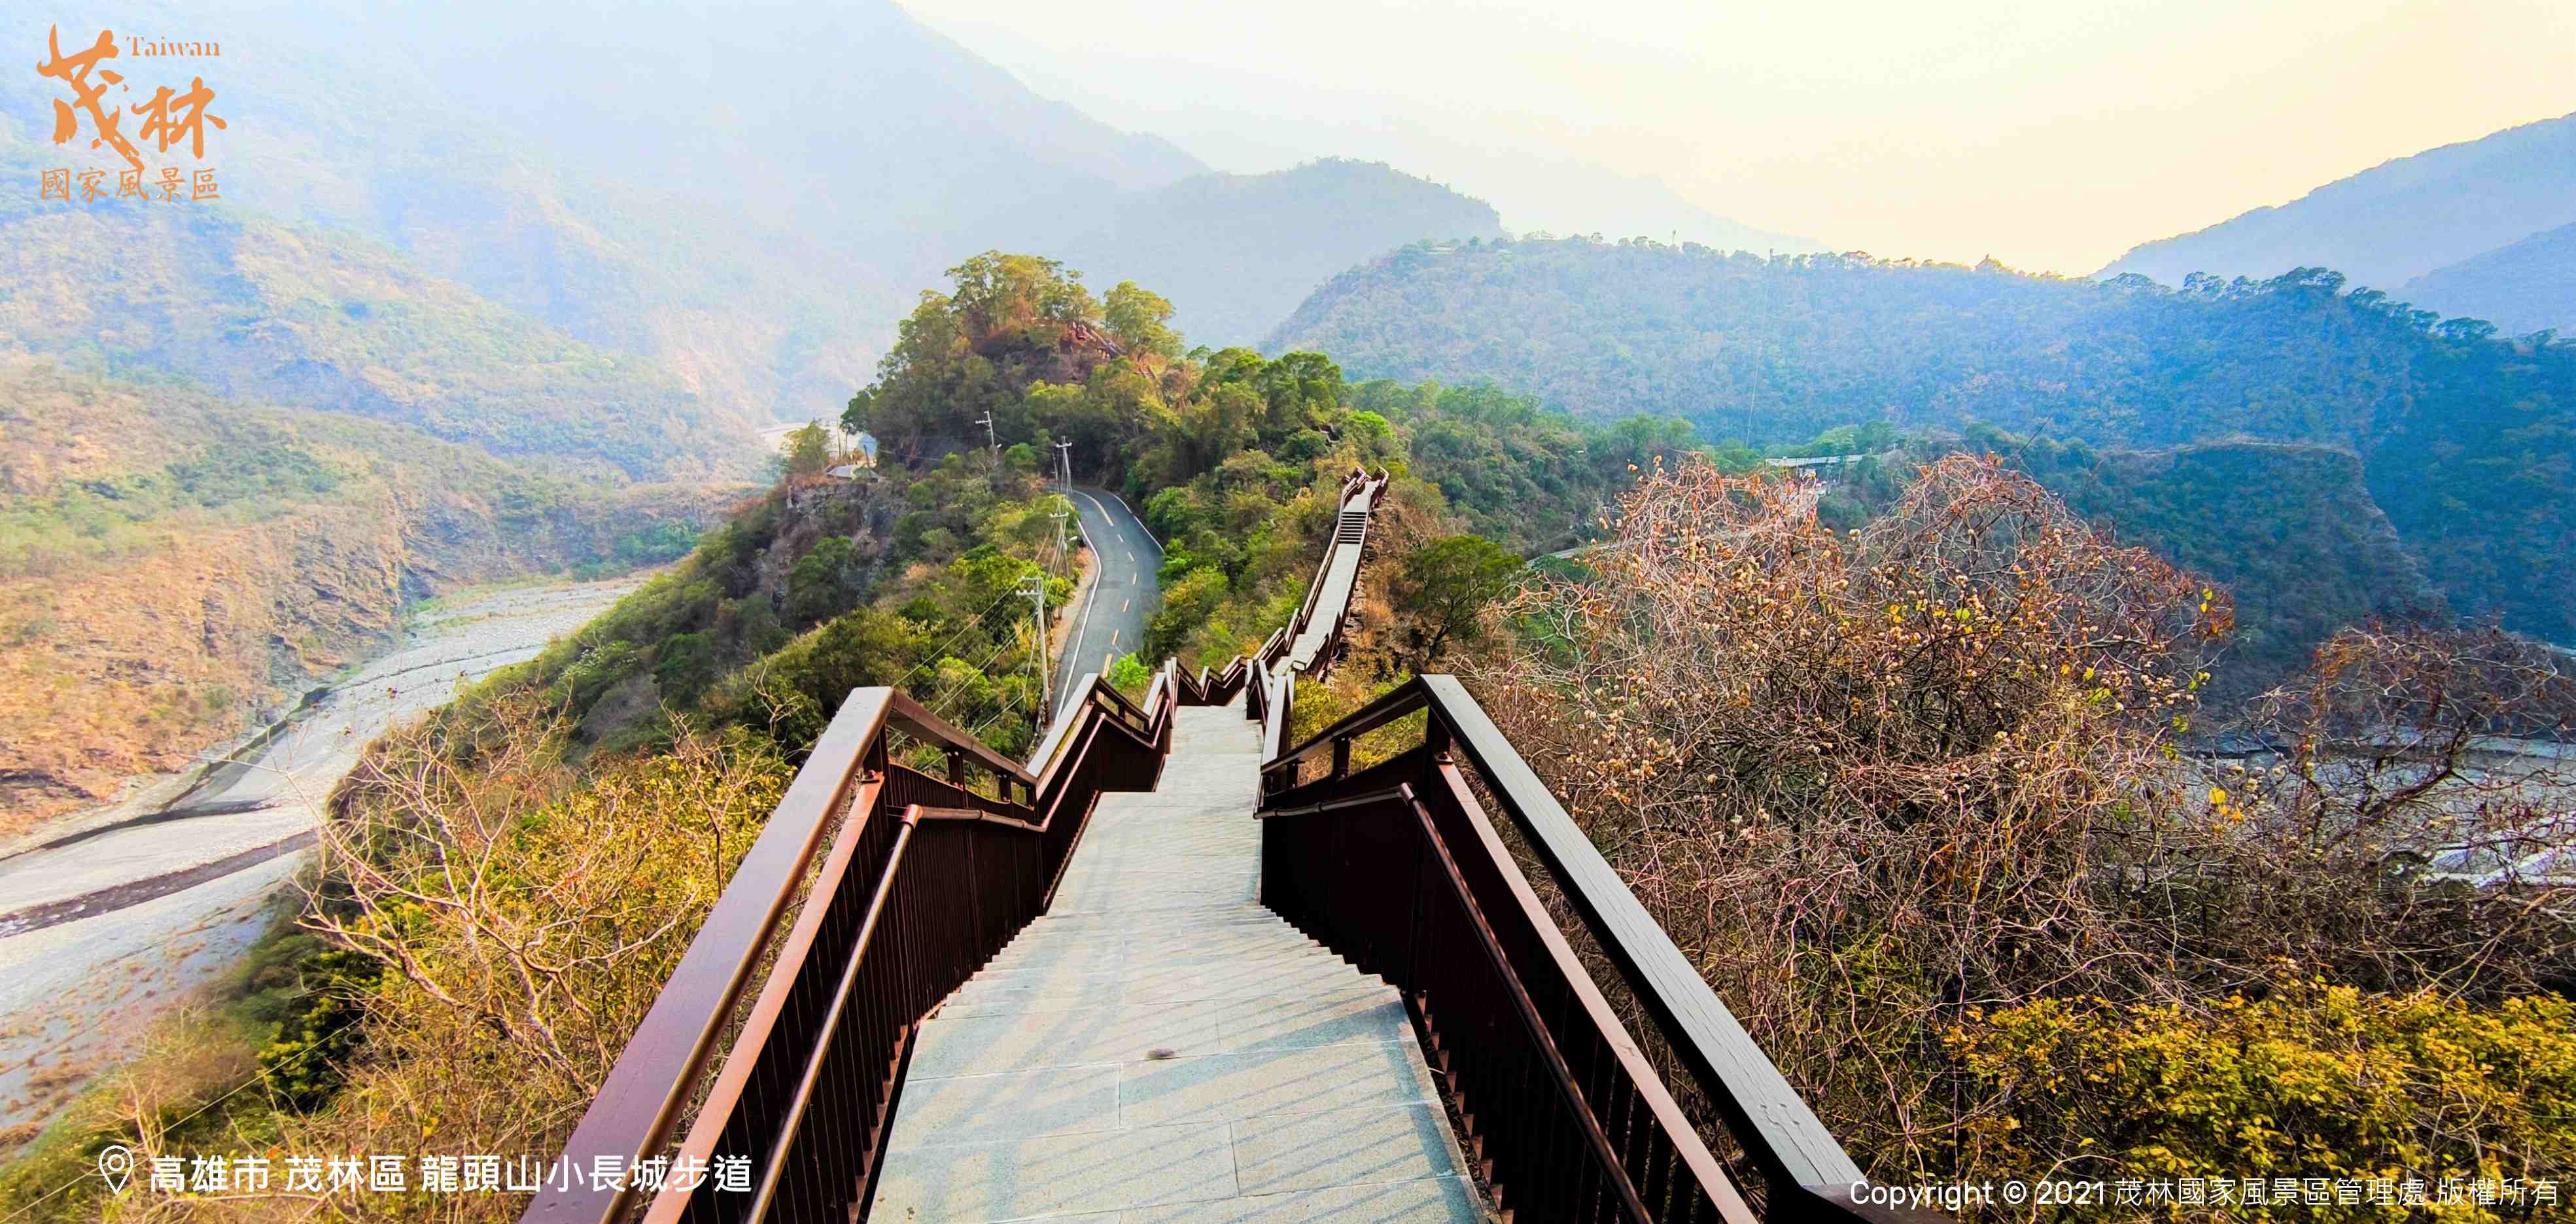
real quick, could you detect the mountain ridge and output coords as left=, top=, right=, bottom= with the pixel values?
left=2096, top=111, right=2576, bottom=291
left=2399, top=220, right=2576, bottom=336
left=1268, top=237, right=2576, bottom=646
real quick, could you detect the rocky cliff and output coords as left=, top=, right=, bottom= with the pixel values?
left=0, top=361, right=727, bottom=835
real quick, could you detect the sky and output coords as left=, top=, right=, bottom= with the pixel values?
left=920, top=0, right=2576, bottom=275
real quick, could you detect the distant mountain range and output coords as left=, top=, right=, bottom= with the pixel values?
left=1053, top=159, right=1505, bottom=348
left=2098, top=111, right=2576, bottom=334
left=2399, top=221, right=2576, bottom=338
left=0, top=0, right=1533, bottom=444
left=1269, top=238, right=2576, bottom=647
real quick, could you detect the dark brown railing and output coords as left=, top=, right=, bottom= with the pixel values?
left=1192, top=470, right=1387, bottom=744
left=535, top=463, right=1938, bottom=1224
left=1260, top=676, right=1941, bottom=1224
left=523, top=674, right=1171, bottom=1224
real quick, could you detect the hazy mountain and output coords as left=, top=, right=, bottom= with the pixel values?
left=0, top=186, right=731, bottom=483
left=3, top=0, right=1208, bottom=432
left=907, top=14, right=1826, bottom=258
left=2097, top=111, right=2576, bottom=290
left=1397, top=149, right=1822, bottom=255
left=2400, top=221, right=2576, bottom=337
left=5, top=1, right=1529, bottom=423
left=1269, top=238, right=2576, bottom=644
left=1054, top=159, right=1505, bottom=348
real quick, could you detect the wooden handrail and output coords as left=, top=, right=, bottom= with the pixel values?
left=524, top=691, right=894, bottom=1223
left=1258, top=675, right=1938, bottom=1221
left=884, top=688, right=1033, bottom=788
left=527, top=672, right=1166, bottom=1224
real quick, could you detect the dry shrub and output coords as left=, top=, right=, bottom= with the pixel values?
left=2212, top=625, right=2576, bottom=998
left=1470, top=454, right=2575, bottom=1196
left=159, top=696, right=793, bottom=1223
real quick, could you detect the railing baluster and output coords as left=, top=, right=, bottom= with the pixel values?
left=532, top=675, right=1176, bottom=1224
left=1256, top=678, right=1941, bottom=1224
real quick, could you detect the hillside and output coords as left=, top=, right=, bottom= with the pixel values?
left=0, top=0, right=1199, bottom=428
left=0, top=197, right=744, bottom=483
left=2, top=3, right=1534, bottom=423
left=2097, top=111, right=2576, bottom=290
left=1053, top=159, right=1504, bottom=347
left=0, top=359, right=721, bottom=834
left=2400, top=221, right=2576, bottom=337
left=1817, top=432, right=2447, bottom=699
left=1268, top=238, right=2576, bottom=644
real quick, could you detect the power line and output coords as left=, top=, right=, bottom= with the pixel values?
left=920, top=637, right=1019, bottom=720
left=885, top=586, right=1023, bottom=694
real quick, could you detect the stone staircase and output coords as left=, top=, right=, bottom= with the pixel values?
left=870, top=701, right=1481, bottom=1222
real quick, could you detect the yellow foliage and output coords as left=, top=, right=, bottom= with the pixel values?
left=1947, top=983, right=2576, bottom=1221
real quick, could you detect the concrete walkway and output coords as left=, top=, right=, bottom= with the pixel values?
left=871, top=703, right=1481, bottom=1222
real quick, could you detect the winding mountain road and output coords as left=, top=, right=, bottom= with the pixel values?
left=1053, top=489, right=1161, bottom=716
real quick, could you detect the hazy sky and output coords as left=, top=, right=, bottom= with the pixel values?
left=922, top=0, right=2575, bottom=274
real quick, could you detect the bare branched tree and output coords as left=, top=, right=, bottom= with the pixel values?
left=1469, top=454, right=2574, bottom=1185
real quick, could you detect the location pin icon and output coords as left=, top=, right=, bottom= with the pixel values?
left=97, top=1144, right=133, bottom=1195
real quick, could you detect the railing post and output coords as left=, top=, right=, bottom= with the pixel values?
left=945, top=748, right=966, bottom=788
left=1330, top=733, right=1351, bottom=780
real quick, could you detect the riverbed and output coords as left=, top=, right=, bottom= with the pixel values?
left=0, top=573, right=647, bottom=1145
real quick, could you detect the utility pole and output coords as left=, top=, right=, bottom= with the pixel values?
left=1054, top=440, right=1073, bottom=492
left=1049, top=502, right=1070, bottom=575
left=1023, top=573, right=1051, bottom=720
left=976, top=411, right=998, bottom=458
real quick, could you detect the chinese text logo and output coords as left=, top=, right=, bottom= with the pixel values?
left=33, top=26, right=225, bottom=204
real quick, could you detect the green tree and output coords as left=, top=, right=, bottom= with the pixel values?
left=1391, top=534, right=1521, bottom=667
left=1104, top=281, right=1181, bottom=360
left=1146, top=568, right=1230, bottom=659
left=1105, top=652, right=1153, bottom=694
left=653, top=631, right=718, bottom=705
left=780, top=422, right=831, bottom=477
left=785, top=536, right=865, bottom=627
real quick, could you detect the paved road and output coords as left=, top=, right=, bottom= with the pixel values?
left=1053, top=489, right=1161, bottom=716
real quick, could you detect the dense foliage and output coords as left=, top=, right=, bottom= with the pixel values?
left=1476, top=458, right=2575, bottom=1215
left=469, top=456, right=1074, bottom=760
left=1270, top=238, right=2576, bottom=644
left=1811, top=429, right=2447, bottom=701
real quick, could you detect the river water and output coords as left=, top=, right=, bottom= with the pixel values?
left=0, top=574, right=646, bottom=1145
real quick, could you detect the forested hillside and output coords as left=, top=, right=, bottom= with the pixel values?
left=0, top=197, right=737, bottom=482
left=1270, top=238, right=2576, bottom=644
left=1813, top=429, right=2448, bottom=699
left=2097, top=110, right=2576, bottom=291
left=0, top=252, right=1686, bottom=1217
left=2401, top=220, right=2576, bottom=337
left=0, top=358, right=715, bottom=832
left=448, top=253, right=1679, bottom=765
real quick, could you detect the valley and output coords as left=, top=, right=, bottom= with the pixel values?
left=0, top=572, right=647, bottom=1147
left=0, top=3, right=2567, bottom=1219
